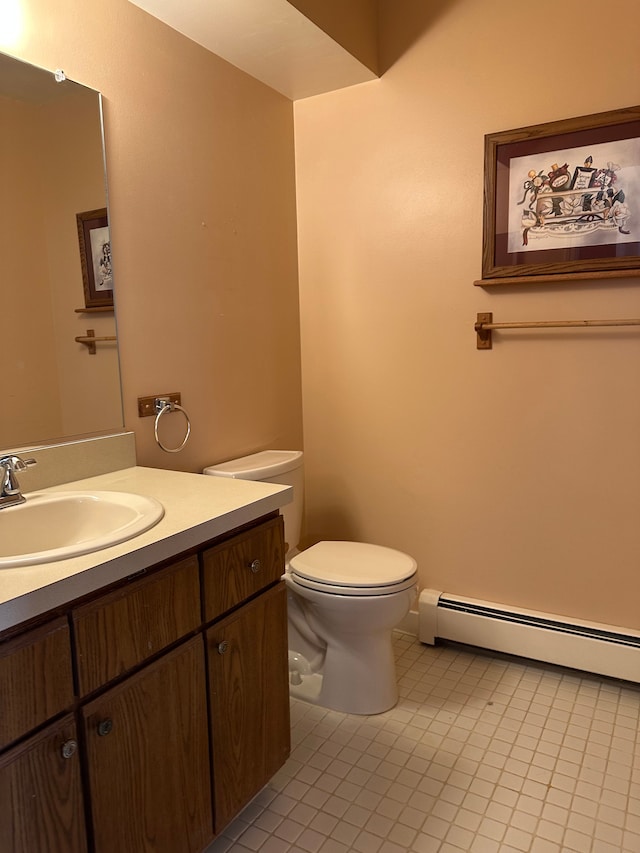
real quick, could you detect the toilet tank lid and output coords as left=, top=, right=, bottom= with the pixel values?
left=203, top=450, right=303, bottom=480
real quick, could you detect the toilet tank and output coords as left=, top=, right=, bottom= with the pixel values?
left=203, top=450, right=303, bottom=555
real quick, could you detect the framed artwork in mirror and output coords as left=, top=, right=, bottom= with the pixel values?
left=76, top=207, right=113, bottom=307
left=481, top=105, right=640, bottom=282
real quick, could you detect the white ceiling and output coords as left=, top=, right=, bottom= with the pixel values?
left=128, top=0, right=378, bottom=100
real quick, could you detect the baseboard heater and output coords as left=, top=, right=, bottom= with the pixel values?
left=419, top=589, right=640, bottom=684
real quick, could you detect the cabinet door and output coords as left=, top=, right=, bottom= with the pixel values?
left=82, top=636, right=212, bottom=853
left=0, top=715, right=87, bottom=853
left=207, top=582, right=290, bottom=833
left=0, top=617, right=74, bottom=749
left=73, top=554, right=200, bottom=695
left=202, top=515, right=284, bottom=622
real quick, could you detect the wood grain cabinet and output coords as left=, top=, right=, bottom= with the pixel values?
left=0, top=715, right=87, bottom=853
left=0, top=619, right=84, bottom=853
left=0, top=617, right=74, bottom=750
left=207, top=582, right=290, bottom=832
left=0, top=513, right=290, bottom=853
left=73, top=554, right=201, bottom=695
left=83, top=637, right=212, bottom=853
left=203, top=515, right=284, bottom=621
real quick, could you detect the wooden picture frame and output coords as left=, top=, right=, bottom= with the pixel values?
left=481, top=105, right=640, bottom=283
left=76, top=207, right=113, bottom=308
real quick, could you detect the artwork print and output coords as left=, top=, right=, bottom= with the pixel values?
left=481, top=106, right=640, bottom=280
left=508, top=138, right=639, bottom=252
left=89, top=225, right=113, bottom=292
left=76, top=208, right=113, bottom=308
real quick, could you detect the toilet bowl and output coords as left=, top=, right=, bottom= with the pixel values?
left=287, top=541, right=417, bottom=714
left=204, top=451, right=417, bottom=715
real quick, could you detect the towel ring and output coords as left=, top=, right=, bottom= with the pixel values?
left=154, top=398, right=191, bottom=453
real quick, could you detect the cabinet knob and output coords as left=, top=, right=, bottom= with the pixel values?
left=248, top=558, right=262, bottom=574
left=217, top=641, right=229, bottom=655
left=61, top=739, right=78, bottom=759
left=97, top=718, right=113, bottom=737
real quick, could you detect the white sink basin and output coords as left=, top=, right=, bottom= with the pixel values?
left=0, top=491, right=165, bottom=568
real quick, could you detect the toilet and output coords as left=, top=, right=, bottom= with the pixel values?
left=204, top=450, right=417, bottom=715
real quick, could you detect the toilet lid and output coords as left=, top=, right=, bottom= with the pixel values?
left=287, top=572, right=417, bottom=597
left=289, top=541, right=417, bottom=589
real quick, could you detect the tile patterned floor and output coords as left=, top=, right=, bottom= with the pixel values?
left=205, top=633, right=640, bottom=852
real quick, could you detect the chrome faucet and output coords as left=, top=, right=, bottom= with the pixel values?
left=0, top=455, right=37, bottom=508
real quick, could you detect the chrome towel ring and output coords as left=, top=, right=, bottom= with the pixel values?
left=154, top=397, right=191, bottom=453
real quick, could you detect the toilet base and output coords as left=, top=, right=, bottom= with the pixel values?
left=289, top=669, right=323, bottom=705
left=285, top=569, right=417, bottom=716
left=287, top=637, right=399, bottom=716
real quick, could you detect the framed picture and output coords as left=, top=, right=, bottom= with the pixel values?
left=482, top=105, right=640, bottom=281
left=76, top=207, right=113, bottom=307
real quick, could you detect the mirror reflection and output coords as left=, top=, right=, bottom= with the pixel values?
left=0, top=52, right=123, bottom=450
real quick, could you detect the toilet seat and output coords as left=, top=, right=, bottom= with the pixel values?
left=287, top=572, right=417, bottom=596
left=289, top=541, right=417, bottom=597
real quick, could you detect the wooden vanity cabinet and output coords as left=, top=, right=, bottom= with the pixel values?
left=0, top=512, right=290, bottom=853
left=203, top=513, right=290, bottom=832
left=0, top=715, right=87, bottom=853
left=202, top=514, right=285, bottom=621
left=82, top=637, right=212, bottom=853
left=0, top=618, right=86, bottom=853
left=207, top=582, right=290, bottom=832
left=0, top=617, right=74, bottom=750
left=73, top=554, right=200, bottom=695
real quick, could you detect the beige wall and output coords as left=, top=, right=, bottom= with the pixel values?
left=41, top=91, right=121, bottom=439
left=8, top=0, right=640, bottom=632
left=0, top=94, right=62, bottom=445
left=1, top=81, right=119, bottom=449
left=4, top=0, right=303, bottom=470
left=295, top=0, right=640, bottom=629
left=0, top=87, right=122, bottom=448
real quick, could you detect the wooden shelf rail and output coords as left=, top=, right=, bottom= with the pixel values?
left=475, top=312, right=640, bottom=349
left=75, top=328, right=117, bottom=355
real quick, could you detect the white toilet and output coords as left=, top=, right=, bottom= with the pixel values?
left=204, top=450, right=417, bottom=715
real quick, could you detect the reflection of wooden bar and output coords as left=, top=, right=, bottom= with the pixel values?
left=75, top=328, right=117, bottom=355
left=475, top=312, right=640, bottom=349
left=74, top=306, right=114, bottom=313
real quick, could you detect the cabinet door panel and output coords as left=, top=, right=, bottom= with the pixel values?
left=0, top=715, right=87, bottom=853
left=207, top=582, right=290, bottom=832
left=83, top=636, right=212, bottom=853
left=0, top=617, right=74, bottom=749
left=73, top=555, right=200, bottom=695
left=203, top=516, right=284, bottom=622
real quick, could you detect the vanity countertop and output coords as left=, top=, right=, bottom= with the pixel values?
left=0, top=465, right=291, bottom=634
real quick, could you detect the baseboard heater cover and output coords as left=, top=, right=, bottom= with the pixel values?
left=419, top=589, right=640, bottom=684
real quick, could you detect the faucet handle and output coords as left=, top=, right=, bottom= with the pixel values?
left=0, top=455, right=37, bottom=471
left=15, top=457, right=37, bottom=471
left=0, top=455, right=37, bottom=501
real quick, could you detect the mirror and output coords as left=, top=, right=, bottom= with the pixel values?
left=0, top=52, right=123, bottom=450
